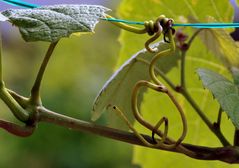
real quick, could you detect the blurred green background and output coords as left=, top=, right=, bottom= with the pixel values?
left=0, top=1, right=135, bottom=168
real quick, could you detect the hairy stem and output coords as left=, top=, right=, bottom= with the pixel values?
left=30, top=41, right=58, bottom=105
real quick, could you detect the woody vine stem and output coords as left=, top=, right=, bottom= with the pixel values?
left=0, top=20, right=239, bottom=164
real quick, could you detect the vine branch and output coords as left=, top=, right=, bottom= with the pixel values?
left=35, top=106, right=238, bottom=163
left=0, top=88, right=237, bottom=163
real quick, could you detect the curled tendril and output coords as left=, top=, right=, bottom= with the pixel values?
left=149, top=29, right=175, bottom=85
left=108, top=14, right=187, bottom=149
left=152, top=117, right=168, bottom=144
left=106, top=14, right=175, bottom=52
left=111, top=80, right=187, bottom=149
left=144, top=20, right=163, bottom=52
left=144, top=15, right=175, bottom=52
left=131, top=80, right=187, bottom=149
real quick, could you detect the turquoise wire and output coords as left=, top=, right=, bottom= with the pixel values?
left=102, top=18, right=144, bottom=25
left=105, top=18, right=239, bottom=28
left=2, top=0, right=239, bottom=29
left=1, top=0, right=39, bottom=8
left=173, top=23, right=239, bottom=28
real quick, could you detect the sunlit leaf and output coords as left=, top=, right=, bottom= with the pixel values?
left=198, top=68, right=239, bottom=129
left=118, top=0, right=237, bottom=168
left=92, top=42, right=180, bottom=128
left=1, top=4, right=109, bottom=42
left=198, top=17, right=239, bottom=68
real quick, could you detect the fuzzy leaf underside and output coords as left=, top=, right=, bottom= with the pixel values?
left=1, top=4, right=109, bottom=42
left=198, top=68, right=239, bottom=129
left=92, top=41, right=180, bottom=129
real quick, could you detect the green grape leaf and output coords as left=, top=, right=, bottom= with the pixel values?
left=1, top=5, right=109, bottom=42
left=92, top=42, right=180, bottom=128
left=197, top=68, right=239, bottom=129
left=197, top=19, right=239, bottom=68
left=118, top=0, right=238, bottom=168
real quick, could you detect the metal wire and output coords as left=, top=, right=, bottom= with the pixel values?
left=2, top=0, right=239, bottom=29
left=1, top=0, right=39, bottom=8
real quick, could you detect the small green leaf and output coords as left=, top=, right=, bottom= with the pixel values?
left=92, top=41, right=180, bottom=128
left=1, top=4, right=109, bottom=42
left=197, top=68, right=239, bottom=129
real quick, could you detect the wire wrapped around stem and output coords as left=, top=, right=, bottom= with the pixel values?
left=107, top=14, right=175, bottom=52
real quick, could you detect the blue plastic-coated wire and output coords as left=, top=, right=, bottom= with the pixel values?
left=102, top=18, right=145, bottom=25
left=1, top=0, right=39, bottom=8
left=174, top=23, right=239, bottom=28
left=1, top=0, right=239, bottom=29
left=104, top=18, right=239, bottom=28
